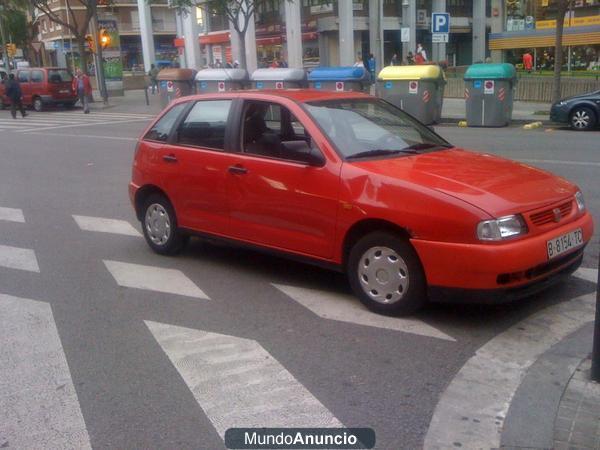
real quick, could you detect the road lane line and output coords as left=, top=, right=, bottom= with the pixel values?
left=572, top=267, right=598, bottom=284
left=73, top=215, right=141, bottom=237
left=518, top=158, right=600, bottom=168
left=145, top=320, right=342, bottom=439
left=423, top=292, right=596, bottom=450
left=0, top=244, right=40, bottom=272
left=0, top=207, right=25, bottom=223
left=27, top=132, right=137, bottom=141
left=0, top=293, right=91, bottom=449
left=15, top=118, right=151, bottom=133
left=272, top=284, right=455, bottom=341
left=103, top=260, right=209, bottom=299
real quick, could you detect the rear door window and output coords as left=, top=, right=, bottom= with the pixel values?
left=17, top=71, right=30, bottom=83
left=48, top=70, right=73, bottom=83
left=144, top=103, right=188, bottom=142
left=176, top=100, right=232, bottom=150
left=31, top=70, right=44, bottom=83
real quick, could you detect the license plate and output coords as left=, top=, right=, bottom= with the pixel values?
left=547, top=228, right=583, bottom=259
left=59, top=90, right=70, bottom=93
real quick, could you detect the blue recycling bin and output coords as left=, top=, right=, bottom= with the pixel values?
left=308, top=66, right=370, bottom=92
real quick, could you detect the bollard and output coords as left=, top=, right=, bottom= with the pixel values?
left=591, top=254, right=600, bottom=381
left=144, top=85, right=149, bottom=106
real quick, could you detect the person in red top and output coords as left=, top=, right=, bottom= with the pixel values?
left=523, top=51, right=533, bottom=73
left=72, top=69, right=93, bottom=114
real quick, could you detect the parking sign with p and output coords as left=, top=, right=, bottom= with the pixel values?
left=432, top=13, right=450, bottom=34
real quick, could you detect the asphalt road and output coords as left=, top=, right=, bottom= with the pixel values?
left=0, top=104, right=598, bottom=450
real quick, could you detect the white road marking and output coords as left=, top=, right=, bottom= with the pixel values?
left=146, top=320, right=342, bottom=439
left=518, top=158, right=600, bottom=168
left=272, top=284, right=455, bottom=342
left=73, top=215, right=141, bottom=237
left=103, top=260, right=208, bottom=299
left=15, top=118, right=151, bottom=133
left=0, top=206, right=25, bottom=223
left=0, top=244, right=40, bottom=272
left=572, top=267, right=598, bottom=284
left=423, top=292, right=596, bottom=450
left=0, top=293, right=92, bottom=449
left=28, top=132, right=137, bottom=141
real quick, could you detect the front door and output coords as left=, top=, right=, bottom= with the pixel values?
left=17, top=70, right=31, bottom=105
left=227, top=100, right=340, bottom=260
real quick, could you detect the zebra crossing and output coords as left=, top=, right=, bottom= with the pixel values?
left=0, top=110, right=154, bottom=133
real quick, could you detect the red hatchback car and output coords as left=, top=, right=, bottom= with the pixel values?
left=130, top=90, right=593, bottom=315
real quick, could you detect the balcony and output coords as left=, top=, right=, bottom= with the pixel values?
left=119, top=20, right=176, bottom=33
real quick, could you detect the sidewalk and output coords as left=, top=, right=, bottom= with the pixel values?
left=442, top=97, right=551, bottom=124
left=88, top=89, right=163, bottom=115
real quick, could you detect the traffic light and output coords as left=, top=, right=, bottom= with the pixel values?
left=5, top=43, right=16, bottom=58
left=99, top=28, right=110, bottom=49
left=85, top=34, right=95, bottom=53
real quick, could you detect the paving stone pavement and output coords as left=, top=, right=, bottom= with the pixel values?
left=554, top=358, right=600, bottom=450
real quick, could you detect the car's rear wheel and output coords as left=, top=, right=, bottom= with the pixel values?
left=569, top=106, right=596, bottom=131
left=347, top=231, right=427, bottom=315
left=141, top=194, right=188, bottom=255
left=32, top=96, right=43, bottom=112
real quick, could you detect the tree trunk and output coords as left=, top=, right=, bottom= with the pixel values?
left=552, top=1, right=570, bottom=104
left=76, top=35, right=88, bottom=73
left=237, top=29, right=247, bottom=70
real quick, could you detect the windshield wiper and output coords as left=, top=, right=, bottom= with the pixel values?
left=346, top=148, right=419, bottom=160
left=401, top=142, right=453, bottom=152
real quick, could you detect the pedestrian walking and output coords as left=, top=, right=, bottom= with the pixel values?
left=353, top=55, right=364, bottom=67
left=5, top=73, right=27, bottom=119
left=522, top=51, right=533, bottom=73
left=407, top=51, right=415, bottom=65
left=72, top=69, right=92, bottom=114
left=367, top=53, right=376, bottom=83
left=390, top=53, right=399, bottom=66
left=148, top=63, right=160, bottom=94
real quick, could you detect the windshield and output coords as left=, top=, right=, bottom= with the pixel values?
left=304, top=98, right=451, bottom=160
left=48, top=69, right=73, bottom=83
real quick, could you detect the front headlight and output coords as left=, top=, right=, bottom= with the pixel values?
left=555, top=100, right=567, bottom=107
left=477, top=215, right=528, bottom=241
left=575, top=191, right=586, bottom=212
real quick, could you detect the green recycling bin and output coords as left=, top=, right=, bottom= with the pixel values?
left=250, top=68, right=306, bottom=89
left=157, top=68, right=197, bottom=109
left=464, top=63, right=517, bottom=127
left=376, top=65, right=446, bottom=125
left=195, top=68, right=248, bottom=93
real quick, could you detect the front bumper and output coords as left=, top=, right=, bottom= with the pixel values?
left=549, top=104, right=569, bottom=123
left=411, top=211, right=593, bottom=300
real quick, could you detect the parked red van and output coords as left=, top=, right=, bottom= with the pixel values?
left=0, top=67, right=77, bottom=111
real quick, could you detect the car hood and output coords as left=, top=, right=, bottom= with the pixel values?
left=555, top=90, right=600, bottom=104
left=347, top=148, right=576, bottom=217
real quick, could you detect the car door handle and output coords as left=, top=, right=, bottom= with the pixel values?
left=228, top=165, right=248, bottom=175
left=162, top=154, right=178, bottom=163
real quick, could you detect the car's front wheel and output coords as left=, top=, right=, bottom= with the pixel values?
left=570, top=106, right=596, bottom=131
left=32, top=96, right=43, bottom=112
left=347, top=231, right=427, bottom=316
left=141, top=194, right=188, bottom=255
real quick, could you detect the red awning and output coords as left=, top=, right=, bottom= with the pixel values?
left=199, top=31, right=231, bottom=45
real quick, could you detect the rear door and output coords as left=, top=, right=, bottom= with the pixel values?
left=47, top=69, right=75, bottom=101
left=30, top=69, right=45, bottom=103
left=17, top=70, right=31, bottom=105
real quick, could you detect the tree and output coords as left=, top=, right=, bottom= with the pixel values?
left=29, top=0, right=101, bottom=72
left=552, top=0, right=572, bottom=104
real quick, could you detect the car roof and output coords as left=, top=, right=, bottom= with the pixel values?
left=178, top=89, right=373, bottom=104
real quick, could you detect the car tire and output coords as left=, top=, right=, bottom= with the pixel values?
left=569, top=106, right=596, bottom=131
left=33, top=97, right=43, bottom=112
left=141, top=194, right=188, bottom=255
left=347, top=231, right=427, bottom=316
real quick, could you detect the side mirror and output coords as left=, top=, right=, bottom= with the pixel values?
left=281, top=140, right=325, bottom=167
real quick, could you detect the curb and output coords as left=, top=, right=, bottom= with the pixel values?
left=438, top=117, right=554, bottom=126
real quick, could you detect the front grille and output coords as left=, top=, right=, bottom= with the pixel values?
left=529, top=201, right=573, bottom=226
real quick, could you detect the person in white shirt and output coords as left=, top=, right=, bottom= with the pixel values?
left=416, top=43, right=428, bottom=62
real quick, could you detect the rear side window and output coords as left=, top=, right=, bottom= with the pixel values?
left=144, top=103, right=188, bottom=142
left=48, top=69, right=73, bottom=83
left=18, top=71, right=30, bottom=83
left=31, top=70, right=44, bottom=83
left=176, top=100, right=232, bottom=150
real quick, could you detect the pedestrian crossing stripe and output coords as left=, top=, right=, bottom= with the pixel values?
left=73, top=215, right=141, bottom=237
left=0, top=293, right=92, bottom=449
left=145, top=320, right=343, bottom=440
left=0, top=244, right=40, bottom=272
left=0, top=207, right=25, bottom=223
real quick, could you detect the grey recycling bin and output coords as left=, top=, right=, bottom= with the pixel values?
left=195, top=68, right=248, bottom=93
left=157, top=68, right=197, bottom=108
left=464, top=63, right=517, bottom=127
left=250, top=68, right=306, bottom=89
left=308, top=66, right=370, bottom=92
left=376, top=65, right=446, bottom=125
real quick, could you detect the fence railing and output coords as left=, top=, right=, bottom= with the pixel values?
left=445, top=76, right=600, bottom=102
